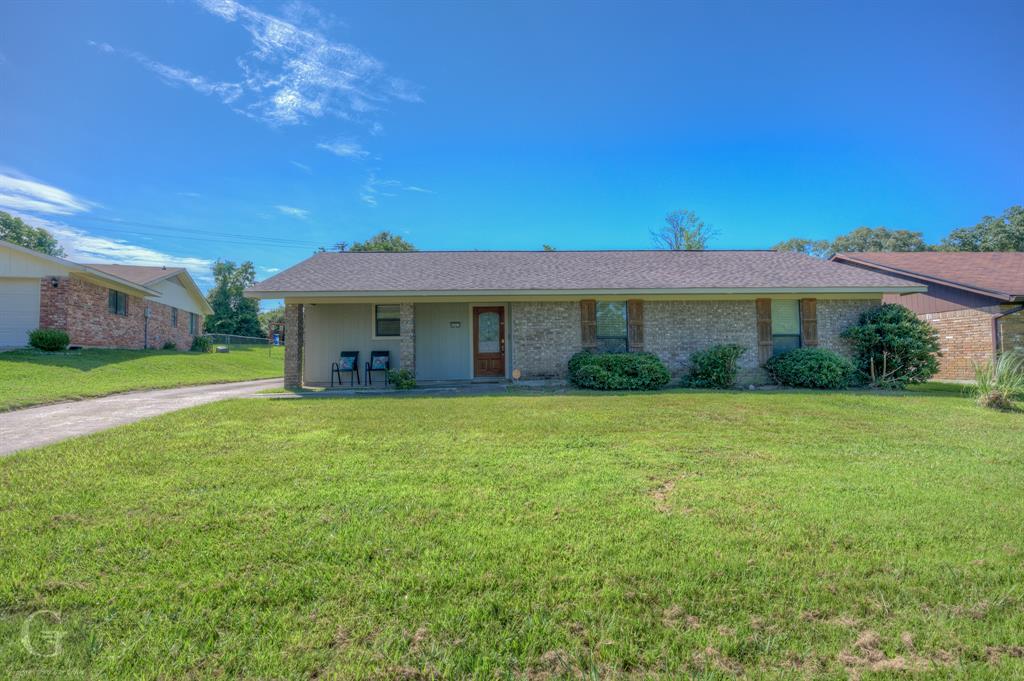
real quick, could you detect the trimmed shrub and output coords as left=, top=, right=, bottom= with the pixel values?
left=387, top=368, right=416, bottom=390
left=972, top=351, right=1024, bottom=410
left=28, top=328, right=69, bottom=352
left=765, top=347, right=854, bottom=389
left=162, top=341, right=177, bottom=350
left=841, top=304, right=940, bottom=388
left=683, top=344, right=746, bottom=388
left=190, top=335, right=213, bottom=353
left=568, top=351, right=670, bottom=391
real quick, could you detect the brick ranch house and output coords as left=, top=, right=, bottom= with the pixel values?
left=832, top=252, right=1024, bottom=380
left=0, top=239, right=212, bottom=349
left=243, top=250, right=922, bottom=388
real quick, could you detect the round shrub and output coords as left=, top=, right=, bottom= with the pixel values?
left=765, top=347, right=854, bottom=389
left=162, top=340, right=177, bottom=350
left=683, top=344, right=746, bottom=388
left=28, top=328, right=69, bottom=352
left=190, top=335, right=213, bottom=353
left=841, top=304, right=939, bottom=388
left=568, top=351, right=670, bottom=391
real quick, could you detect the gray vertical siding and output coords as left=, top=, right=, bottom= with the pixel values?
left=414, top=303, right=472, bottom=380
left=303, top=303, right=402, bottom=385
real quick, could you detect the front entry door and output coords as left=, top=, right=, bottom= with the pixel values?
left=473, top=306, right=505, bottom=377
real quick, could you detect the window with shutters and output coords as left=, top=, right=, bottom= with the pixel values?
left=771, top=299, right=801, bottom=355
left=595, top=301, right=628, bottom=353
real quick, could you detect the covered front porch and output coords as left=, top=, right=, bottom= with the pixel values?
left=285, top=301, right=514, bottom=388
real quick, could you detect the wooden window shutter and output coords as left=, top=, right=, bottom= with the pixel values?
left=800, top=298, right=818, bottom=347
left=627, top=299, right=644, bottom=352
left=756, top=298, right=773, bottom=364
left=580, top=299, right=597, bottom=349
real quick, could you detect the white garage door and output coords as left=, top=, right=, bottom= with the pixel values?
left=0, top=279, right=41, bottom=348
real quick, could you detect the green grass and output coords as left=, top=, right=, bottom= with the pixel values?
left=0, top=345, right=283, bottom=411
left=1, top=390, right=1022, bottom=678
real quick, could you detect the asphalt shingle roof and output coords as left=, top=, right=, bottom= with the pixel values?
left=832, top=252, right=1024, bottom=299
left=246, top=250, right=919, bottom=294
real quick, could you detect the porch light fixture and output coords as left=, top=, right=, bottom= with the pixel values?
left=50, top=277, right=59, bottom=288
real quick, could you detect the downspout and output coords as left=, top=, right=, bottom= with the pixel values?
left=991, top=305, right=1024, bottom=356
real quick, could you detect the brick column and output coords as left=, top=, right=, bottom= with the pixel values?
left=399, top=302, right=415, bottom=374
left=284, top=303, right=304, bottom=389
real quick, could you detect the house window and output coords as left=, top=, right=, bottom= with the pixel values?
left=171, top=308, right=178, bottom=327
left=596, top=301, right=628, bottom=353
left=189, top=313, right=197, bottom=335
left=108, top=289, right=128, bottom=316
left=771, top=299, right=801, bottom=355
left=374, top=304, right=401, bottom=337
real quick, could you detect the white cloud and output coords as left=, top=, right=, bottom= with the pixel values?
left=19, top=214, right=214, bottom=283
left=0, top=172, right=92, bottom=215
left=94, top=0, right=419, bottom=129
left=360, top=173, right=432, bottom=207
left=316, top=138, right=368, bottom=158
left=262, top=266, right=281, bottom=273
left=276, top=204, right=309, bottom=219
left=290, top=161, right=312, bottom=173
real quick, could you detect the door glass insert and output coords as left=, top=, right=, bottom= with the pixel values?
left=477, top=311, right=500, bottom=353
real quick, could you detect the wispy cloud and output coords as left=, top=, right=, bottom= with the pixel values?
left=0, top=172, right=92, bottom=215
left=262, top=266, right=281, bottom=273
left=360, top=172, right=432, bottom=207
left=290, top=161, right=312, bottom=173
left=93, top=0, right=420, bottom=129
left=276, top=204, right=309, bottom=219
left=177, top=191, right=202, bottom=198
left=316, top=138, right=368, bottom=159
left=18, top=213, right=214, bottom=283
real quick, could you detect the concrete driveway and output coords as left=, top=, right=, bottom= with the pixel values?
left=0, top=378, right=281, bottom=456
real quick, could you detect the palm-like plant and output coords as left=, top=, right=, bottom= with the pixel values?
left=972, top=351, right=1024, bottom=410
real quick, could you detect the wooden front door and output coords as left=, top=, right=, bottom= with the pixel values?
left=473, top=306, right=505, bottom=377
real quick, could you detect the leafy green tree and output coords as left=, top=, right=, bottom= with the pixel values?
left=204, top=260, right=262, bottom=337
left=830, top=226, right=929, bottom=254
left=258, top=306, right=286, bottom=337
left=0, top=211, right=65, bottom=257
left=841, top=304, right=940, bottom=388
left=652, top=210, right=715, bottom=250
left=772, top=237, right=831, bottom=258
left=542, top=244, right=556, bottom=251
left=940, top=205, right=1023, bottom=251
left=351, top=231, right=415, bottom=252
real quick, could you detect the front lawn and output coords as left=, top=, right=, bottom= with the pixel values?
left=1, top=390, right=1021, bottom=678
left=0, top=345, right=283, bottom=411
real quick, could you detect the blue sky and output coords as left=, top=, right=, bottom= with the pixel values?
left=1, top=0, right=1021, bottom=291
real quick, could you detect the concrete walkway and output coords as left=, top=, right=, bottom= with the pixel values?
left=0, top=378, right=281, bottom=456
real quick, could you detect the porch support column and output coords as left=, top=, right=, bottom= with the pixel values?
left=284, top=303, right=304, bottom=389
left=399, top=302, right=415, bottom=374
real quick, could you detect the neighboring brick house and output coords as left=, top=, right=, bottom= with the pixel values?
left=242, top=250, right=923, bottom=388
left=832, top=252, right=1024, bottom=380
left=0, top=239, right=211, bottom=349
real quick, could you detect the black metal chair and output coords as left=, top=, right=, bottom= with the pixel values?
left=366, top=350, right=390, bottom=386
left=331, top=351, right=360, bottom=387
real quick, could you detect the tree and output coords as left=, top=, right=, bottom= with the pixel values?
left=830, top=226, right=929, bottom=254
left=542, top=244, right=556, bottom=251
left=204, top=260, right=262, bottom=337
left=351, top=231, right=415, bottom=252
left=772, top=237, right=831, bottom=258
left=0, top=211, right=65, bottom=257
left=841, top=304, right=940, bottom=388
left=651, top=210, right=715, bottom=250
left=258, top=305, right=286, bottom=337
left=940, top=205, right=1024, bottom=251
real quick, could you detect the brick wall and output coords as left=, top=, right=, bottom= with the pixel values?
left=285, top=303, right=304, bottom=389
left=38, top=276, right=201, bottom=349
left=817, top=299, right=877, bottom=359
left=921, top=308, right=994, bottom=380
left=509, top=301, right=581, bottom=379
left=510, top=298, right=877, bottom=384
left=645, top=300, right=762, bottom=383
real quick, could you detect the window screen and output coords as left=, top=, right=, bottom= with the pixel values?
left=771, top=299, right=801, bottom=356
left=596, top=301, right=628, bottom=353
left=375, top=304, right=401, bottom=337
